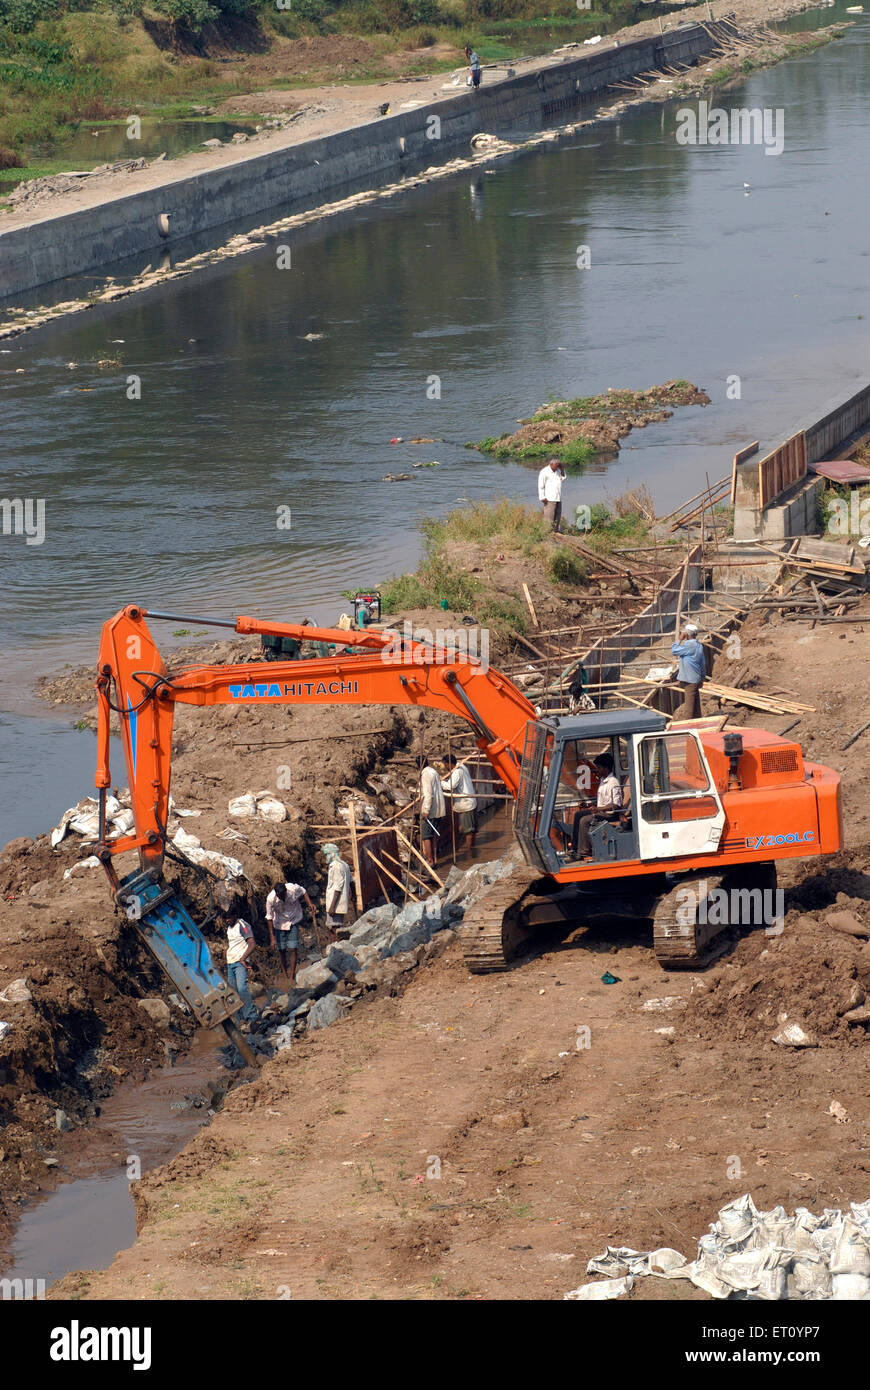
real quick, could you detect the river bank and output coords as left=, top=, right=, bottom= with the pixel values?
left=0, top=4, right=845, bottom=312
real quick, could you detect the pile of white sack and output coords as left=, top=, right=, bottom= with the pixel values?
left=566, top=1194, right=870, bottom=1301
left=51, top=793, right=245, bottom=882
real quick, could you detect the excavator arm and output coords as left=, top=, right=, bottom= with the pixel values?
left=95, top=604, right=535, bottom=879
left=93, top=605, right=537, bottom=1058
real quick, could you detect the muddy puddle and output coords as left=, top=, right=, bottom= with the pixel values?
left=0, top=1028, right=227, bottom=1291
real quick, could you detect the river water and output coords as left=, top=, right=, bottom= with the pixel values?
left=1, top=1, right=868, bottom=846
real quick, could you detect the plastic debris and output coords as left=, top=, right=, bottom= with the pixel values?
left=228, top=790, right=287, bottom=822
left=575, top=1194, right=870, bottom=1301
left=600, top=971, right=620, bottom=985
left=0, top=978, right=32, bottom=1004
left=0, top=1021, right=10, bottom=1041
left=63, top=855, right=101, bottom=878
left=641, top=996, right=686, bottom=1012
left=564, top=1274, right=633, bottom=1301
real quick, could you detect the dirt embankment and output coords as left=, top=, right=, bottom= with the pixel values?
left=40, top=588, right=870, bottom=1302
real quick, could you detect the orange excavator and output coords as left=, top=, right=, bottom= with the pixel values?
left=93, top=605, right=842, bottom=1057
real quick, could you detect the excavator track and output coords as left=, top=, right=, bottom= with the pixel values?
left=653, top=873, right=732, bottom=970
left=459, top=865, right=543, bottom=973
left=653, top=864, right=778, bottom=970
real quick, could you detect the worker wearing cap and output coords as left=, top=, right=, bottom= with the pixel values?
left=671, top=622, right=706, bottom=720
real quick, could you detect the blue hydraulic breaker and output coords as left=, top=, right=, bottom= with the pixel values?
left=118, top=868, right=258, bottom=1067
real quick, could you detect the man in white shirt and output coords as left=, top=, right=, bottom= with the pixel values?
left=573, top=753, right=623, bottom=860
left=538, top=456, right=566, bottom=532
left=418, top=753, right=446, bottom=866
left=322, top=842, right=353, bottom=940
left=441, top=753, right=478, bottom=852
left=225, top=913, right=258, bottom=1028
left=265, top=879, right=315, bottom=986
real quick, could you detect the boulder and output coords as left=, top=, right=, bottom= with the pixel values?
left=352, top=943, right=380, bottom=972
left=137, top=997, right=171, bottom=1030
left=325, top=945, right=361, bottom=979
left=825, top=911, right=869, bottom=939
left=308, top=994, right=350, bottom=1031
left=382, top=894, right=445, bottom=958
left=348, top=902, right=399, bottom=948
left=296, top=960, right=337, bottom=996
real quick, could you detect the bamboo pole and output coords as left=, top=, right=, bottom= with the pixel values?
left=348, top=802, right=364, bottom=913
left=381, top=849, right=431, bottom=894
left=367, top=849, right=420, bottom=900
left=394, top=826, right=445, bottom=889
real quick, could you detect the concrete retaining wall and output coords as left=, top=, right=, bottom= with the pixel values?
left=804, top=381, right=870, bottom=464
left=734, top=379, right=870, bottom=541
left=580, top=544, right=703, bottom=693
left=0, top=21, right=721, bottom=299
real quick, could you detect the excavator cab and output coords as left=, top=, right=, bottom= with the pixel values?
left=514, top=709, right=725, bottom=875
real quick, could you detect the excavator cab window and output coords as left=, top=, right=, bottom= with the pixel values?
left=515, top=721, right=640, bottom=872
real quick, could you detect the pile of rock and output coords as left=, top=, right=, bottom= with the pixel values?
left=220, top=851, right=517, bottom=1067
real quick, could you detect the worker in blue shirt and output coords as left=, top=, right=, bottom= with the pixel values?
left=671, top=621, right=706, bottom=720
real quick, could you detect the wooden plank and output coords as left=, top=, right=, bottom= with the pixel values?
left=522, top=583, right=539, bottom=628
left=348, top=802, right=364, bottom=913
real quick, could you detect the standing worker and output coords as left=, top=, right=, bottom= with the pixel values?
left=322, top=842, right=353, bottom=941
left=265, top=879, right=315, bottom=987
left=671, top=622, right=706, bottom=720
left=441, top=753, right=478, bottom=854
left=538, top=457, right=566, bottom=531
left=465, top=44, right=482, bottom=90
left=224, top=911, right=259, bottom=1030
left=418, top=752, right=446, bottom=866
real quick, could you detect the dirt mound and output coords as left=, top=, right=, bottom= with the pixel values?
left=687, top=887, right=870, bottom=1048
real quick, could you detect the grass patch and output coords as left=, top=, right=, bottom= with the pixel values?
left=547, top=545, right=585, bottom=584
left=475, top=435, right=598, bottom=470
left=380, top=497, right=558, bottom=631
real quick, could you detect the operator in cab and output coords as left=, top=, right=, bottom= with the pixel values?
left=574, top=752, right=623, bottom=860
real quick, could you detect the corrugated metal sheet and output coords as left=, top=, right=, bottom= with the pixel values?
left=808, top=459, right=870, bottom=483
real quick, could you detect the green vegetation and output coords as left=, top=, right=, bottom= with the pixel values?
left=474, top=434, right=597, bottom=469
left=471, top=381, right=708, bottom=471
left=0, top=0, right=647, bottom=181
left=380, top=497, right=557, bottom=630
left=568, top=496, right=651, bottom=553
left=546, top=544, right=585, bottom=584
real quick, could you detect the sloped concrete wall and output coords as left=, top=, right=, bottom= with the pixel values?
left=0, top=22, right=719, bottom=298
